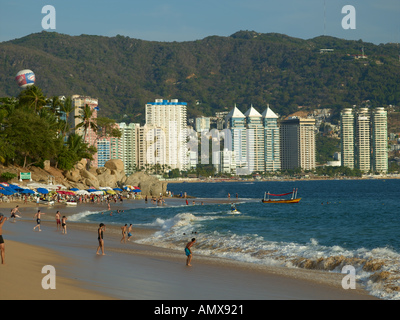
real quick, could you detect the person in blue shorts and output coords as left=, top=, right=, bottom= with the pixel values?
left=185, top=238, right=196, bottom=266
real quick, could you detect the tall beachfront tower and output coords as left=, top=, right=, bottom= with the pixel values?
left=244, top=105, right=265, bottom=173
left=371, top=107, right=388, bottom=173
left=117, top=122, right=139, bottom=175
left=355, top=108, right=371, bottom=172
left=340, top=108, right=355, bottom=169
left=145, top=99, right=188, bottom=171
left=262, top=106, right=281, bottom=172
left=226, top=105, right=248, bottom=174
left=280, top=117, right=316, bottom=171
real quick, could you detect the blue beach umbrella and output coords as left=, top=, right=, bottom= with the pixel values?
left=70, top=188, right=79, bottom=191
left=37, top=188, right=49, bottom=194
left=113, top=188, right=123, bottom=192
left=2, top=187, right=16, bottom=194
left=0, top=190, right=14, bottom=195
left=9, top=184, right=24, bottom=191
left=21, top=189, right=35, bottom=194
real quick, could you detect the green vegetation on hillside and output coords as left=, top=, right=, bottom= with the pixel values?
left=0, top=31, right=399, bottom=123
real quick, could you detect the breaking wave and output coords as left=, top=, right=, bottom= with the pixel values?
left=136, top=212, right=400, bottom=300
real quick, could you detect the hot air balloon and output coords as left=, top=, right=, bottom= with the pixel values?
left=15, top=69, right=36, bottom=88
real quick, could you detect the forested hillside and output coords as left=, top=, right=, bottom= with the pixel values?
left=1, top=30, right=399, bottom=123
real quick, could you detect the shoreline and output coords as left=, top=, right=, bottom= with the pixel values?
left=0, top=199, right=378, bottom=300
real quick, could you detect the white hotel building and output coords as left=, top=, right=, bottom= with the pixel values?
left=144, top=99, right=188, bottom=171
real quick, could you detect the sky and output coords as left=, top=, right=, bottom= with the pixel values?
left=0, top=0, right=399, bottom=44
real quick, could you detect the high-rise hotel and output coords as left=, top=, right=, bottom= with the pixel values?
left=144, top=99, right=188, bottom=171
left=340, top=107, right=387, bottom=173
left=225, top=105, right=281, bottom=174
left=280, top=117, right=316, bottom=171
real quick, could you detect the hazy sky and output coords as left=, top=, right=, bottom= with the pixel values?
left=0, top=0, right=399, bottom=44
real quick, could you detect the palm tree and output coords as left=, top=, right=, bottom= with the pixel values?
left=75, top=104, right=98, bottom=142
left=18, top=85, right=47, bottom=113
left=59, top=96, right=76, bottom=137
left=49, top=96, right=63, bottom=116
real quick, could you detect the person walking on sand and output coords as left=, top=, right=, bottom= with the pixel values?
left=120, top=224, right=127, bottom=243
left=96, top=223, right=106, bottom=255
left=0, top=213, right=8, bottom=264
left=185, top=238, right=196, bottom=266
left=33, top=210, right=45, bottom=232
left=55, top=211, right=61, bottom=231
left=127, top=224, right=133, bottom=241
left=10, top=205, right=21, bottom=223
left=61, top=216, right=67, bottom=235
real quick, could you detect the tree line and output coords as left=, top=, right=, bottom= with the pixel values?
left=0, top=85, right=120, bottom=171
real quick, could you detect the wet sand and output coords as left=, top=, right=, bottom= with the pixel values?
left=0, top=199, right=378, bottom=300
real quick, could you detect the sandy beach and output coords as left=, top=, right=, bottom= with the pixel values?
left=0, top=199, right=379, bottom=301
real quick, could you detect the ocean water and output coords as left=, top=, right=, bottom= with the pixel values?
left=68, top=179, right=400, bottom=300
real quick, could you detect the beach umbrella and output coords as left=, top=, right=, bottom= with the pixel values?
left=9, top=184, right=24, bottom=191
left=70, top=188, right=79, bottom=191
left=0, top=183, right=9, bottom=187
left=37, top=188, right=49, bottom=194
left=76, top=190, right=89, bottom=195
left=2, top=187, right=16, bottom=194
left=113, top=188, right=123, bottom=192
left=0, top=189, right=14, bottom=195
left=21, top=189, right=35, bottom=194
left=106, top=190, right=116, bottom=195
left=133, top=189, right=141, bottom=193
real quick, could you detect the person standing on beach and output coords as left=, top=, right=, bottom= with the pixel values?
left=120, top=224, right=127, bottom=243
left=96, top=223, right=106, bottom=255
left=0, top=213, right=8, bottom=264
left=127, top=224, right=133, bottom=241
left=55, top=211, right=61, bottom=231
left=61, top=216, right=67, bottom=235
left=185, top=238, right=196, bottom=266
left=33, top=210, right=45, bottom=232
left=10, top=205, right=21, bottom=223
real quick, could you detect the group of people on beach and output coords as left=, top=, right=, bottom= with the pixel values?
left=1, top=199, right=198, bottom=267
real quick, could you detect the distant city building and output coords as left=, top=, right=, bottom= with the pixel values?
left=371, top=107, right=388, bottom=173
left=195, top=117, right=210, bottom=132
left=262, top=106, right=281, bottom=172
left=340, top=107, right=388, bottom=173
left=340, top=108, right=355, bottom=169
left=280, top=117, right=316, bottom=171
left=355, top=108, right=371, bottom=172
left=145, top=99, right=188, bottom=171
left=118, top=122, right=139, bottom=175
left=244, top=105, right=265, bottom=173
left=225, top=105, right=248, bottom=174
left=224, top=104, right=281, bottom=175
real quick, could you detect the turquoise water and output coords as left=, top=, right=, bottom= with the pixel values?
left=69, top=179, right=400, bottom=299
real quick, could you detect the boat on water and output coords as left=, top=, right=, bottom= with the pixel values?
left=262, top=188, right=301, bottom=204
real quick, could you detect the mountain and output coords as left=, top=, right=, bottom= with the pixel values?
left=1, top=30, right=399, bottom=123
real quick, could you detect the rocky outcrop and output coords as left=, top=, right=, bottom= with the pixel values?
left=124, top=171, right=168, bottom=196
left=63, top=159, right=167, bottom=196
